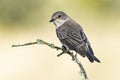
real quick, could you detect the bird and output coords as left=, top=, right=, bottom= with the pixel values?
left=49, top=11, right=100, bottom=63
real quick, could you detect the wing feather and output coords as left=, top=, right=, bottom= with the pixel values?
left=56, top=20, right=95, bottom=60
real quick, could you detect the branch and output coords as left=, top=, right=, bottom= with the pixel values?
left=12, top=39, right=89, bottom=80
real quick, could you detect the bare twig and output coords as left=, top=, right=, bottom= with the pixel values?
left=12, top=39, right=89, bottom=80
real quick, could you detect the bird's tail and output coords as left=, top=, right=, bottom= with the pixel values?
left=85, top=53, right=101, bottom=63
left=93, top=56, right=101, bottom=63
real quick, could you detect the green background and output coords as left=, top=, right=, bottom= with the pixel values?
left=0, top=0, right=120, bottom=80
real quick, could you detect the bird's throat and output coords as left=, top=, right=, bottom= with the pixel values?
left=54, top=18, right=69, bottom=28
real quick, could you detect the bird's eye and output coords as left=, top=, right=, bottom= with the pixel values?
left=58, top=15, right=61, bottom=18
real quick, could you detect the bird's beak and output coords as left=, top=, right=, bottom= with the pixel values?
left=49, top=18, right=55, bottom=22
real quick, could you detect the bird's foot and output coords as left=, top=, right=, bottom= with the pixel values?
left=72, top=53, right=77, bottom=61
left=75, top=52, right=77, bottom=57
left=62, top=45, right=69, bottom=53
left=57, top=45, right=68, bottom=57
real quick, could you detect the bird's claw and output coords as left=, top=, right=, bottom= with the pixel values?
left=72, top=55, right=75, bottom=61
left=62, top=45, right=68, bottom=53
left=72, top=53, right=77, bottom=61
left=75, top=53, right=77, bottom=57
left=57, top=45, right=68, bottom=57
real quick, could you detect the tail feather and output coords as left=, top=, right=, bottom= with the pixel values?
left=86, top=44, right=101, bottom=63
left=94, top=56, right=101, bottom=63
left=76, top=47, right=101, bottom=63
left=85, top=53, right=101, bottom=63
left=85, top=53, right=94, bottom=63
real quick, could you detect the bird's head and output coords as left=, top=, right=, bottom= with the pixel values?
left=49, top=11, right=70, bottom=27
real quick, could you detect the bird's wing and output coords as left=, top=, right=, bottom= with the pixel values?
left=56, top=21, right=94, bottom=58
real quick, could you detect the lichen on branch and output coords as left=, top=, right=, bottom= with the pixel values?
left=12, top=39, right=89, bottom=80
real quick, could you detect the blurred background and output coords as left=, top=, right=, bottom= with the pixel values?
left=0, top=0, right=120, bottom=80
